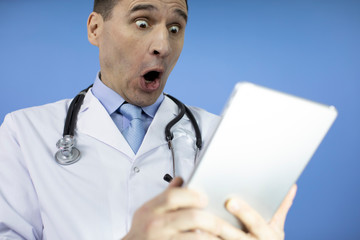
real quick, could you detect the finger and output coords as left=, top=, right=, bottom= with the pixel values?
left=145, top=184, right=208, bottom=214
left=226, top=198, right=269, bottom=238
left=173, top=230, right=222, bottom=240
left=270, top=184, right=297, bottom=230
left=165, top=209, right=248, bottom=240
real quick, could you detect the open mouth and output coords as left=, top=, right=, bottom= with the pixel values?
left=143, top=71, right=161, bottom=82
left=140, top=68, right=163, bottom=91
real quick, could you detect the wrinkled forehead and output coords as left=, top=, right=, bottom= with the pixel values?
left=125, top=0, right=188, bottom=21
left=126, top=0, right=188, bottom=9
left=94, top=0, right=188, bottom=22
left=123, top=0, right=188, bottom=13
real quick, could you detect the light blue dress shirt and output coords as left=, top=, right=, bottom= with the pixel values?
left=91, top=73, right=164, bottom=133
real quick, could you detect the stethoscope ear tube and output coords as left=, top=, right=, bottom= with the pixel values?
left=63, top=85, right=93, bottom=136
left=164, top=94, right=203, bottom=151
left=164, top=94, right=186, bottom=143
left=184, top=106, right=202, bottom=150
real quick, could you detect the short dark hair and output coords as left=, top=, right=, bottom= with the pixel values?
left=94, top=0, right=188, bottom=21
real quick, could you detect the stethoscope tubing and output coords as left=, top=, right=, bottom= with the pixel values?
left=63, top=85, right=93, bottom=136
left=164, top=93, right=202, bottom=150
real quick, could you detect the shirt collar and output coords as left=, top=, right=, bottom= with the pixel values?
left=91, top=72, right=164, bottom=118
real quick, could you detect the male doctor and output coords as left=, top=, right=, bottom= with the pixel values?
left=0, top=0, right=296, bottom=239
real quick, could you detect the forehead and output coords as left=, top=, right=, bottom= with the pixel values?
left=118, top=0, right=188, bottom=18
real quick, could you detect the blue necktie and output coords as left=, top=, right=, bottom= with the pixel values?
left=119, top=104, right=145, bottom=154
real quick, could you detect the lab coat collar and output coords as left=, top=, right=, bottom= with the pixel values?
left=77, top=90, right=136, bottom=159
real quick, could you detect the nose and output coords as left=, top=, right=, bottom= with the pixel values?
left=149, top=26, right=171, bottom=58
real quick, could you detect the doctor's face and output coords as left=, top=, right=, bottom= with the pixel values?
left=88, top=0, right=188, bottom=106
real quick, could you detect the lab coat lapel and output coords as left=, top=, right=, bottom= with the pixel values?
left=136, top=96, right=179, bottom=157
left=77, top=90, right=135, bottom=158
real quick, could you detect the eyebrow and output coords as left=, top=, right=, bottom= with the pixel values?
left=175, top=9, right=188, bottom=23
left=130, top=4, right=188, bottom=23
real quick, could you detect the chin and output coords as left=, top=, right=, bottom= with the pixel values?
left=130, top=92, right=160, bottom=107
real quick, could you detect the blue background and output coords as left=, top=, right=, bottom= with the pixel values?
left=1, top=0, right=359, bottom=239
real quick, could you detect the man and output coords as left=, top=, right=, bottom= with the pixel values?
left=0, top=0, right=296, bottom=239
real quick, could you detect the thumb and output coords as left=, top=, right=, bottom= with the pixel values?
left=168, top=177, right=184, bottom=188
left=270, top=184, right=297, bottom=230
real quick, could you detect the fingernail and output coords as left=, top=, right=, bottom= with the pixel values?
left=227, top=199, right=240, bottom=212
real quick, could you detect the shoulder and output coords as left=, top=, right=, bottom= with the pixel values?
left=1, top=98, right=72, bottom=134
left=7, top=99, right=71, bottom=120
left=187, top=105, right=220, bottom=128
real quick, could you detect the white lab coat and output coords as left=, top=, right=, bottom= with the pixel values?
left=0, top=90, right=219, bottom=240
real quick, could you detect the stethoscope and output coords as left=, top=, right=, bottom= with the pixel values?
left=55, top=85, right=202, bottom=181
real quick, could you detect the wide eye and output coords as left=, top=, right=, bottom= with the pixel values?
left=169, top=25, right=180, bottom=34
left=135, top=20, right=149, bottom=29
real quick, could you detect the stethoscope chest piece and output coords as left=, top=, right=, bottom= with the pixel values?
left=55, top=135, right=81, bottom=165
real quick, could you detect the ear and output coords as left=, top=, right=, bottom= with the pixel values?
left=87, top=12, right=103, bottom=46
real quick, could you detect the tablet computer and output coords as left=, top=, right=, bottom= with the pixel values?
left=186, top=82, right=337, bottom=227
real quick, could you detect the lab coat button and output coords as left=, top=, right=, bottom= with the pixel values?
left=134, top=167, right=140, bottom=173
